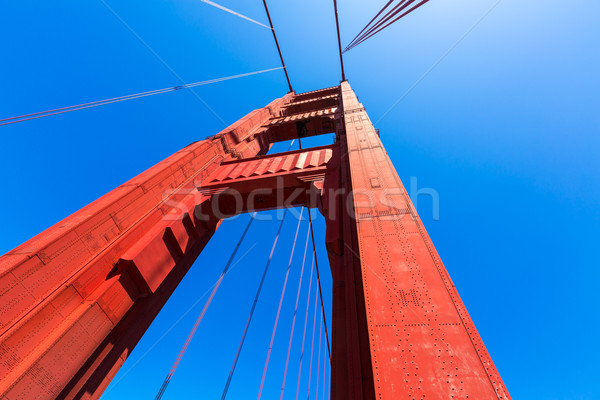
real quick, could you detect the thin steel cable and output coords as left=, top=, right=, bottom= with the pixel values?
left=327, top=356, right=330, bottom=399
left=0, top=68, right=283, bottom=127
left=257, top=208, right=305, bottom=399
left=297, top=138, right=331, bottom=362
left=365, top=0, right=429, bottom=41
left=154, top=212, right=257, bottom=400
left=220, top=209, right=289, bottom=400
left=103, top=243, right=256, bottom=396
left=306, top=208, right=331, bottom=362
left=346, top=0, right=395, bottom=49
left=0, top=87, right=171, bottom=122
left=100, top=0, right=227, bottom=126
left=347, top=0, right=430, bottom=51
left=315, top=321, right=323, bottom=400
left=307, top=302, right=322, bottom=400
left=221, top=139, right=295, bottom=400
left=200, top=0, right=272, bottom=29
left=326, top=363, right=330, bottom=400
left=280, top=223, right=311, bottom=400
left=346, top=0, right=412, bottom=50
left=262, top=0, right=293, bottom=92
left=295, top=256, right=315, bottom=400
left=344, top=0, right=411, bottom=51
left=332, top=0, right=346, bottom=81
left=375, top=0, right=504, bottom=125
left=321, top=340, right=327, bottom=400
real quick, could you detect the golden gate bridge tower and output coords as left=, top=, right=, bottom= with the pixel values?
left=0, top=1, right=510, bottom=399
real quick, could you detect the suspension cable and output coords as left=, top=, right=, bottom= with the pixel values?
left=220, top=209, right=288, bottom=399
left=307, top=300, right=322, bottom=400
left=262, top=0, right=293, bottom=92
left=307, top=208, right=331, bottom=362
left=297, top=138, right=332, bottom=362
left=321, top=334, right=328, bottom=400
left=154, top=212, right=256, bottom=400
left=280, top=222, right=311, bottom=399
left=0, top=67, right=282, bottom=127
left=349, top=0, right=430, bottom=51
left=370, top=0, right=431, bottom=39
left=295, top=256, right=315, bottom=400
left=345, top=0, right=411, bottom=51
left=315, top=320, right=323, bottom=400
left=220, top=139, right=295, bottom=399
left=257, top=208, right=305, bottom=399
left=347, top=0, right=395, bottom=48
left=200, top=0, right=272, bottom=29
left=344, top=0, right=431, bottom=53
left=332, top=0, right=346, bottom=81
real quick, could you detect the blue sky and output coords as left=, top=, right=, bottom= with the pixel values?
left=1, top=0, right=599, bottom=399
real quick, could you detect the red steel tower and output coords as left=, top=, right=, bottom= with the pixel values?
left=0, top=82, right=510, bottom=399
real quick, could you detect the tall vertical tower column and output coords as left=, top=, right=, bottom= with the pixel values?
left=0, top=93, right=294, bottom=399
left=0, top=83, right=510, bottom=400
left=327, top=81, right=510, bottom=399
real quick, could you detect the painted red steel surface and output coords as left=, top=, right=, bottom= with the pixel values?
left=0, top=92, right=293, bottom=399
left=0, top=83, right=510, bottom=400
left=332, top=81, right=510, bottom=399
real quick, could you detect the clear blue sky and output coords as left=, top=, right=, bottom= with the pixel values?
left=1, top=0, right=599, bottom=399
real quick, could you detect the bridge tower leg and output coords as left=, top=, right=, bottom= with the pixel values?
left=326, top=82, right=510, bottom=399
left=0, top=83, right=510, bottom=399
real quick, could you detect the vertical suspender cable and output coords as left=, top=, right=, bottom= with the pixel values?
left=280, top=223, right=311, bottom=399
left=307, top=209, right=331, bottom=362
left=220, top=140, right=296, bottom=399
left=321, top=338, right=327, bottom=400
left=307, top=304, right=322, bottom=399
left=262, top=0, right=293, bottom=92
left=297, top=138, right=332, bottom=362
left=257, top=208, right=305, bottom=399
left=315, top=321, right=323, bottom=400
left=220, top=209, right=289, bottom=400
left=295, top=256, right=315, bottom=400
left=154, top=212, right=257, bottom=400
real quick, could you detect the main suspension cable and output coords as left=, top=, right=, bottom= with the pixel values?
left=345, top=0, right=411, bottom=51
left=262, top=0, right=293, bottom=92
left=347, top=0, right=395, bottom=48
left=154, top=212, right=257, bottom=400
left=257, top=208, right=305, bottom=400
left=280, top=222, right=311, bottom=400
left=332, top=0, right=346, bottom=81
left=349, top=0, right=430, bottom=51
left=344, top=0, right=432, bottom=53
left=0, top=67, right=282, bottom=127
left=298, top=138, right=331, bottom=362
